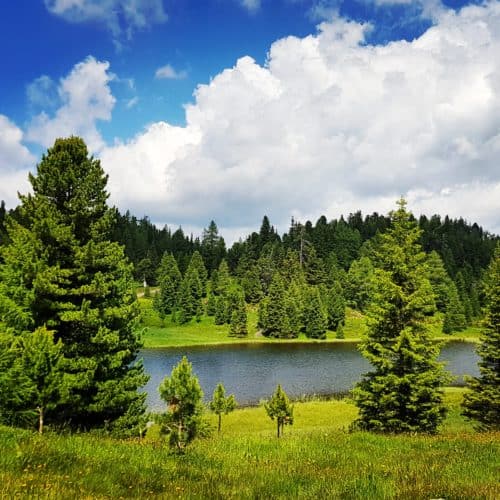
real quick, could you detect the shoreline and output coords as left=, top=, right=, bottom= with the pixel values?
left=142, top=334, right=480, bottom=350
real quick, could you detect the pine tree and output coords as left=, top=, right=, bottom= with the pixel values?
left=215, top=259, right=231, bottom=295
left=0, top=137, right=147, bottom=430
left=352, top=199, right=448, bottom=433
left=303, top=287, right=328, bottom=339
left=261, top=273, right=288, bottom=338
left=462, top=245, right=500, bottom=430
left=158, top=356, right=204, bottom=450
left=0, top=332, right=35, bottom=426
left=210, top=382, right=237, bottom=432
left=206, top=290, right=217, bottom=316
left=264, top=384, right=294, bottom=438
left=442, top=283, right=467, bottom=334
left=155, top=253, right=182, bottom=316
left=241, top=266, right=263, bottom=304
left=214, top=295, right=227, bottom=325
left=324, top=282, right=346, bottom=331
left=229, top=294, right=248, bottom=337
left=187, top=251, right=208, bottom=294
left=345, top=257, right=376, bottom=311
left=426, top=251, right=454, bottom=312
left=19, top=327, right=63, bottom=433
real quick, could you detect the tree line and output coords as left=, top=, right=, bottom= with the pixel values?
left=0, top=137, right=498, bottom=445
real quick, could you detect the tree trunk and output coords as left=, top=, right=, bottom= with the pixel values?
left=277, top=419, right=280, bottom=438
left=38, top=406, right=44, bottom=434
left=218, top=414, right=222, bottom=433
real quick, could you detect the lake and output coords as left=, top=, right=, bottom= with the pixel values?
left=140, top=341, right=480, bottom=410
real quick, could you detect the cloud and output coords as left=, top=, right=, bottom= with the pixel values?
left=44, top=0, right=167, bottom=47
left=239, top=0, right=261, bottom=13
left=125, top=96, right=139, bottom=109
left=155, top=64, right=188, bottom=80
left=97, top=1, right=500, bottom=239
left=26, top=75, right=59, bottom=109
left=26, top=56, right=115, bottom=152
left=0, top=115, right=34, bottom=207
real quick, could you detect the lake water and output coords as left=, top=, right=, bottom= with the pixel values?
left=140, top=341, right=480, bottom=411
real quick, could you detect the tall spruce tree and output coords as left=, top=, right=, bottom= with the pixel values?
left=261, top=273, right=289, bottom=338
left=154, top=252, right=182, bottom=316
left=229, top=293, right=248, bottom=337
left=0, top=137, right=147, bottom=429
left=442, top=283, right=467, bottom=334
left=324, top=282, right=346, bottom=331
left=462, top=245, right=500, bottom=430
left=352, top=199, right=448, bottom=433
left=303, top=287, right=328, bottom=339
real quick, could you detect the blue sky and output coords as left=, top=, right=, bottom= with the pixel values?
left=0, top=0, right=498, bottom=241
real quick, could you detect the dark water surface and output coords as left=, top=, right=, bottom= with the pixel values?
left=140, top=341, right=479, bottom=410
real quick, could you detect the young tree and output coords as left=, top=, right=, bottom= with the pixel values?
left=352, top=199, right=448, bottom=433
left=345, top=257, right=376, bottom=311
left=261, top=273, right=289, bottom=338
left=19, top=327, right=63, bottom=433
left=155, top=253, right=182, bottom=316
left=462, top=245, right=500, bottom=430
left=324, top=281, right=346, bottom=331
left=229, top=294, right=248, bottom=337
left=214, top=295, right=227, bottom=325
left=158, top=356, right=204, bottom=450
left=0, top=332, right=34, bottom=427
left=303, top=287, right=328, bottom=339
left=210, top=382, right=237, bottom=432
left=264, top=384, right=294, bottom=438
left=0, top=137, right=147, bottom=430
left=187, top=251, right=208, bottom=293
left=442, top=283, right=467, bottom=334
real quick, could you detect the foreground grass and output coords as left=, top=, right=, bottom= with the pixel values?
left=140, top=296, right=481, bottom=348
left=1, top=391, right=498, bottom=499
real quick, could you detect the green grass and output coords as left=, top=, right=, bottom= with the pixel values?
left=1, top=390, right=498, bottom=499
left=139, top=296, right=481, bottom=348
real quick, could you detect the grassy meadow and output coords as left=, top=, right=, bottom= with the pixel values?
left=1, top=389, right=498, bottom=499
left=139, top=295, right=482, bottom=349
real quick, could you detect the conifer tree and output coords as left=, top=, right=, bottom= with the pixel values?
left=210, top=382, right=237, bottom=432
left=0, top=332, right=34, bottom=426
left=345, top=257, right=376, bottom=311
left=426, top=251, right=453, bottom=312
left=229, top=294, right=248, bottom=337
left=241, top=267, right=263, bottom=304
left=442, top=283, right=467, bottom=334
left=352, top=199, right=448, bottom=433
left=158, top=356, right=204, bottom=450
left=303, top=287, right=328, bottom=339
left=324, top=282, right=346, bottom=331
left=206, top=290, right=217, bottom=316
left=264, top=384, right=294, bottom=438
left=187, top=251, right=208, bottom=294
left=214, top=295, right=227, bottom=325
left=284, top=290, right=301, bottom=337
left=462, top=245, right=500, bottom=430
left=155, top=253, right=182, bottom=316
left=261, top=273, right=289, bottom=338
left=19, top=327, right=63, bottom=433
left=215, top=259, right=231, bottom=295
left=0, top=137, right=147, bottom=430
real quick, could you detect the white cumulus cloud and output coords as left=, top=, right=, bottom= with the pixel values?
left=98, top=1, right=500, bottom=238
left=0, top=115, right=34, bottom=208
left=26, top=56, right=116, bottom=152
